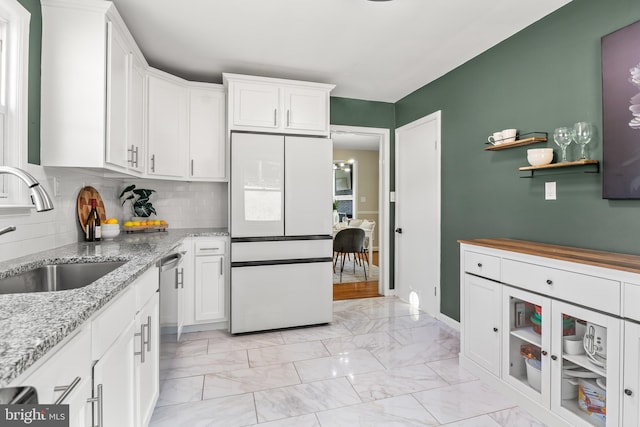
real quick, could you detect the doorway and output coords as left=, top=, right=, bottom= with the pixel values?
left=330, top=125, right=390, bottom=299
left=394, top=111, right=441, bottom=316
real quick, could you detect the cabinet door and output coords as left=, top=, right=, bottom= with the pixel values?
left=189, top=87, right=226, bottom=180
left=194, top=255, right=225, bottom=322
left=147, top=74, right=188, bottom=177
left=135, top=293, right=159, bottom=427
left=463, top=273, right=501, bottom=376
left=283, top=86, right=329, bottom=133
left=92, top=321, right=136, bottom=427
left=502, top=286, right=551, bottom=407
left=105, top=21, right=130, bottom=170
left=550, top=301, right=621, bottom=427
left=128, top=57, right=146, bottom=173
left=231, top=81, right=280, bottom=129
left=284, top=136, right=333, bottom=236
left=624, top=321, right=640, bottom=427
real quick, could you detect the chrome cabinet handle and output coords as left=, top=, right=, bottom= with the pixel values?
left=492, top=327, right=498, bottom=332
left=551, top=355, right=558, bottom=361
left=286, top=109, right=290, bottom=127
left=219, top=258, right=223, bottom=277
left=541, top=350, right=548, bottom=356
left=134, top=323, right=147, bottom=363
left=191, top=159, right=194, bottom=176
left=625, top=389, right=633, bottom=396
left=54, top=376, right=81, bottom=404
left=546, top=279, right=553, bottom=285
left=87, top=383, right=103, bottom=427
left=177, top=267, right=184, bottom=289
left=127, top=145, right=135, bottom=165
left=150, top=154, right=155, bottom=172
left=145, top=315, right=152, bottom=353
left=274, top=109, right=277, bottom=126
left=133, top=146, right=139, bottom=168
left=477, top=262, right=482, bottom=268
left=199, top=247, right=220, bottom=252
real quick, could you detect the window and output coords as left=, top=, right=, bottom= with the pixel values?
left=0, top=0, right=29, bottom=203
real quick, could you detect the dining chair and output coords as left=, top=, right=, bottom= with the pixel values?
left=333, top=228, right=367, bottom=282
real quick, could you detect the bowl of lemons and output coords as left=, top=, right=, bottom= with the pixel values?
left=101, top=218, right=120, bottom=240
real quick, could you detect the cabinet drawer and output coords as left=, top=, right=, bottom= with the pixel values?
left=194, top=238, right=226, bottom=255
left=92, top=287, right=135, bottom=359
left=464, top=251, right=501, bottom=281
left=20, top=325, right=91, bottom=404
left=502, top=259, right=620, bottom=315
left=135, top=266, right=159, bottom=310
left=624, top=283, right=640, bottom=322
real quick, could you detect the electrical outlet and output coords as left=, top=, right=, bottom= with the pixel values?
left=545, top=182, right=557, bottom=200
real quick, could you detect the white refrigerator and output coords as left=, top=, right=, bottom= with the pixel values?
left=230, top=132, right=333, bottom=334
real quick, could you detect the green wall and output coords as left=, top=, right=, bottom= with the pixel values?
left=395, top=0, right=640, bottom=321
left=17, top=0, right=41, bottom=164
left=330, top=97, right=397, bottom=288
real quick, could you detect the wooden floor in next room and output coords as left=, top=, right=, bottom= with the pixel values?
left=333, top=251, right=381, bottom=301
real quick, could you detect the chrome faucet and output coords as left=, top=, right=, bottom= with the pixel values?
left=0, top=166, right=54, bottom=212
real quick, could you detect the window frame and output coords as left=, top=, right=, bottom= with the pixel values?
left=0, top=0, right=30, bottom=206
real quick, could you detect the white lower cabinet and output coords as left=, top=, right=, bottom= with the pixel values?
left=135, top=292, right=160, bottom=427
left=462, top=273, right=501, bottom=376
left=460, top=241, right=634, bottom=427
left=92, top=321, right=136, bottom=427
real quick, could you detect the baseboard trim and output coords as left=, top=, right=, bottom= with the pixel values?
left=436, top=313, right=460, bottom=331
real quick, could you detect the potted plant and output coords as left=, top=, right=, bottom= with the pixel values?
left=120, top=184, right=157, bottom=218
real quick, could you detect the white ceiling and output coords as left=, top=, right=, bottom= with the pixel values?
left=111, top=0, right=571, bottom=103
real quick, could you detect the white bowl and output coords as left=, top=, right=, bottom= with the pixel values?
left=564, top=335, right=585, bottom=355
left=527, top=148, right=554, bottom=166
left=101, top=224, right=120, bottom=240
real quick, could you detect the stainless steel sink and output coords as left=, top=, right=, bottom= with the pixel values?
left=0, top=261, right=126, bottom=294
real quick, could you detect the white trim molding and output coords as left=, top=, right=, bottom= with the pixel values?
left=330, top=124, right=390, bottom=296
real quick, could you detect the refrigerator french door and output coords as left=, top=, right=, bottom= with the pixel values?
left=230, top=132, right=333, bottom=334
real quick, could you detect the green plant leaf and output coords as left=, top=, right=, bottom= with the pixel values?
left=133, top=189, right=155, bottom=199
left=119, top=184, right=136, bottom=199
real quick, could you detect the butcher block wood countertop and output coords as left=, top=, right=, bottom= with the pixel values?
left=458, top=238, right=640, bottom=275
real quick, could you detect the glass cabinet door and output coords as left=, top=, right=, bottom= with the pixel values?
left=551, top=300, right=621, bottom=427
left=502, top=286, right=551, bottom=406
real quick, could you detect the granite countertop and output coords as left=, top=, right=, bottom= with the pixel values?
left=0, top=228, right=228, bottom=386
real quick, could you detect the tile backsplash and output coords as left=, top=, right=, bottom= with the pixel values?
left=0, top=166, right=228, bottom=262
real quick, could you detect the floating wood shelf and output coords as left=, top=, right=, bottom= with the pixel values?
left=485, top=136, right=548, bottom=151
left=519, top=159, right=599, bottom=177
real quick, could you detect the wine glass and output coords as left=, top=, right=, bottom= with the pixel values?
left=572, top=122, right=593, bottom=160
left=553, top=127, right=573, bottom=163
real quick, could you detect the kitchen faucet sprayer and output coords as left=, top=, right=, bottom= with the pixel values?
left=0, top=166, right=54, bottom=212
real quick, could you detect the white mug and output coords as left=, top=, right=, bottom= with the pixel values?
left=502, top=128, right=517, bottom=143
left=488, top=131, right=503, bottom=144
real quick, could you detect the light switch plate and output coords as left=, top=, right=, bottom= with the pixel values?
left=545, top=182, right=557, bottom=200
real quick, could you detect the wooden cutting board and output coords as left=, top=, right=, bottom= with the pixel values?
left=77, top=186, right=107, bottom=232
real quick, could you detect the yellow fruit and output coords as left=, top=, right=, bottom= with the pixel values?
left=106, top=218, right=118, bottom=224
left=160, top=220, right=167, bottom=225
left=140, top=221, right=148, bottom=226
left=124, top=221, right=133, bottom=227
left=154, top=220, right=161, bottom=226
left=132, top=221, right=141, bottom=226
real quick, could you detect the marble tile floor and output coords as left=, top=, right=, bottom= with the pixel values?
left=150, top=297, right=546, bottom=427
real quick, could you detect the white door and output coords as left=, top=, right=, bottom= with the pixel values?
left=395, top=111, right=441, bottom=315
left=194, top=255, right=225, bottom=321
left=136, top=293, right=159, bottom=427
left=231, top=133, right=285, bottom=237
left=624, top=321, right=640, bottom=426
left=231, top=81, right=280, bottom=129
left=285, top=136, right=333, bottom=236
left=128, top=57, right=145, bottom=173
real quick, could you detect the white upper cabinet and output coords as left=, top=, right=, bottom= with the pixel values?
left=147, top=70, right=189, bottom=178
left=188, top=85, right=226, bottom=180
left=128, top=57, right=146, bottom=173
left=224, top=73, right=334, bottom=136
left=41, top=0, right=147, bottom=174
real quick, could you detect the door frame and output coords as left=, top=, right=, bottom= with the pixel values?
left=330, top=124, right=391, bottom=296
left=394, top=110, right=441, bottom=316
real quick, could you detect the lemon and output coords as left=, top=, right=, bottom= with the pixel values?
left=124, top=221, right=134, bottom=227
left=106, top=218, right=118, bottom=224
left=132, top=221, right=141, bottom=226
left=154, top=220, right=161, bottom=226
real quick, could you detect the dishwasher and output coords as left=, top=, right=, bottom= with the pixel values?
left=157, top=247, right=186, bottom=340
